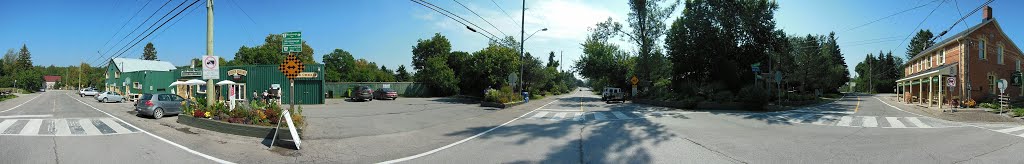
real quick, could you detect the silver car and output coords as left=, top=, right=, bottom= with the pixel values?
left=95, top=91, right=126, bottom=103
left=134, top=93, right=186, bottom=119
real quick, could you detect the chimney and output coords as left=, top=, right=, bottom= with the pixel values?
left=983, top=6, right=992, bottom=20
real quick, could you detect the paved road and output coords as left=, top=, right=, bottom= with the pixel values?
left=0, top=91, right=214, bottom=164
left=396, top=90, right=1024, bottom=163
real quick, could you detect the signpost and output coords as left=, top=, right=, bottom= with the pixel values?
left=999, top=79, right=1009, bottom=113
left=630, top=76, right=639, bottom=98
left=202, top=56, right=219, bottom=80
left=282, top=31, right=302, bottom=53
left=271, top=31, right=305, bottom=150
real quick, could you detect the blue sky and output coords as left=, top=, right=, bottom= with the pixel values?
left=1, top=0, right=1022, bottom=78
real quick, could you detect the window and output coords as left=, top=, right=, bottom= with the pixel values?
left=197, top=85, right=207, bottom=93
left=230, top=84, right=246, bottom=100
left=989, top=75, right=997, bottom=94
left=115, top=72, right=120, bottom=78
left=998, top=44, right=1005, bottom=64
left=940, top=49, right=945, bottom=64
left=1017, top=59, right=1021, bottom=71
left=979, top=39, right=987, bottom=59
left=133, top=82, right=141, bottom=89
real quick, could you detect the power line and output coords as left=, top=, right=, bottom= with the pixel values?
left=92, top=0, right=175, bottom=65
left=104, top=0, right=193, bottom=64
left=841, top=36, right=903, bottom=45
left=98, top=0, right=154, bottom=53
left=491, top=0, right=518, bottom=25
left=840, top=0, right=941, bottom=33
left=414, top=0, right=500, bottom=40
left=226, top=0, right=258, bottom=45
left=150, top=0, right=206, bottom=45
left=228, top=0, right=258, bottom=25
left=930, top=0, right=993, bottom=42
left=106, top=0, right=202, bottom=65
left=952, top=0, right=967, bottom=28
left=410, top=0, right=496, bottom=41
left=894, top=0, right=945, bottom=51
left=454, top=0, right=508, bottom=38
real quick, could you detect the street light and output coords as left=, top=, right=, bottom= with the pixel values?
left=525, top=28, right=548, bottom=42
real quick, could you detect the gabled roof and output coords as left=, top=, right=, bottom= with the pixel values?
left=110, top=58, right=176, bottom=72
left=906, top=19, right=993, bottom=65
left=43, top=76, right=61, bottom=82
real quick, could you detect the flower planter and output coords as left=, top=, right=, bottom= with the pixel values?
left=480, top=101, right=525, bottom=108
left=177, top=115, right=301, bottom=139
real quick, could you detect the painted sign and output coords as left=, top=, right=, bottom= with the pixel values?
left=202, top=56, right=219, bottom=80
left=282, top=110, right=302, bottom=149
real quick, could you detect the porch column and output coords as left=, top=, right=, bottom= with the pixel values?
left=939, top=74, right=943, bottom=109
left=928, top=76, right=934, bottom=107
left=897, top=82, right=902, bottom=102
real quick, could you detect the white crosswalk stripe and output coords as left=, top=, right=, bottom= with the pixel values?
left=593, top=112, right=607, bottom=120
left=906, top=117, right=931, bottom=128
left=885, top=117, right=906, bottom=128
left=550, top=112, right=568, bottom=121
left=837, top=116, right=854, bottom=126
left=861, top=116, right=878, bottom=127
left=611, top=111, right=631, bottom=119
left=572, top=112, right=585, bottom=121
left=530, top=111, right=549, bottom=119
left=18, top=119, right=42, bottom=135
left=0, top=118, right=137, bottom=136
left=788, top=114, right=815, bottom=124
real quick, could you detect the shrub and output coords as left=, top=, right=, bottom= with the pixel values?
left=739, top=85, right=770, bottom=110
left=1013, top=108, right=1024, bottom=117
left=979, top=103, right=1000, bottom=109
left=484, top=86, right=522, bottom=103
left=708, top=91, right=734, bottom=103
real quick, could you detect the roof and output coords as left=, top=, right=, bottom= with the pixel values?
left=906, top=19, right=994, bottom=65
left=43, top=76, right=61, bottom=82
left=110, top=58, right=176, bottom=72
left=897, top=62, right=959, bottom=82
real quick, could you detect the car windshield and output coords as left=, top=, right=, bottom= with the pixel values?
left=139, top=94, right=152, bottom=100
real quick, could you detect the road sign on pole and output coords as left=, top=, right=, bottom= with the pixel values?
left=630, top=76, right=639, bottom=85
left=202, top=56, right=219, bottom=80
left=947, top=77, right=956, bottom=87
left=282, top=31, right=302, bottom=53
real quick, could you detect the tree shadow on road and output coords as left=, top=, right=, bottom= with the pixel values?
left=442, top=104, right=680, bottom=163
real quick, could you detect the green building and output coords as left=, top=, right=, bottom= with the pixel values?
left=103, top=58, right=178, bottom=100
left=171, top=64, right=325, bottom=105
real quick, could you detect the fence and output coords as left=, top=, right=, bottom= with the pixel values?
left=324, top=82, right=431, bottom=98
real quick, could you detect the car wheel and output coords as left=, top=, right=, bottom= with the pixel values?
left=102, top=98, right=108, bottom=103
left=153, top=108, right=164, bottom=119
left=393, top=97, right=397, bottom=100
left=121, top=98, right=126, bottom=103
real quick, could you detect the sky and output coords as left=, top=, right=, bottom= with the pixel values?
left=1, top=0, right=1022, bottom=78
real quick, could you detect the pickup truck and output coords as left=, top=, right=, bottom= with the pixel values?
left=601, top=87, right=625, bottom=103
left=79, top=88, right=99, bottom=97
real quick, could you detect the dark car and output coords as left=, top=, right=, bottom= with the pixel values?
left=350, top=86, right=374, bottom=101
left=135, top=93, right=187, bottom=119
left=374, top=88, right=398, bottom=100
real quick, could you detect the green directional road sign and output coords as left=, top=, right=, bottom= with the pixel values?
left=282, top=31, right=302, bottom=53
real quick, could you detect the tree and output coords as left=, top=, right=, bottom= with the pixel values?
left=546, top=51, right=559, bottom=68
left=1, top=48, right=14, bottom=76
left=395, top=65, right=411, bottom=82
left=322, top=49, right=356, bottom=82
left=411, top=33, right=451, bottom=70
left=665, top=0, right=780, bottom=92
left=417, top=56, right=459, bottom=96
left=576, top=26, right=632, bottom=90
left=142, top=42, right=158, bottom=60
left=17, top=44, right=33, bottom=69
left=233, top=34, right=317, bottom=65
left=906, top=29, right=935, bottom=59
left=625, top=0, right=678, bottom=86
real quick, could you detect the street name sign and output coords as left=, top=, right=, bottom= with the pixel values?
left=282, top=31, right=302, bottom=53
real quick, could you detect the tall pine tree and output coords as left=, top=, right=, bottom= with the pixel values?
left=906, top=30, right=935, bottom=59
left=142, top=42, right=158, bottom=60
left=16, top=44, right=32, bottom=68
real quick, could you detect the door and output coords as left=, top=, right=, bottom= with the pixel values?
left=171, top=95, right=185, bottom=113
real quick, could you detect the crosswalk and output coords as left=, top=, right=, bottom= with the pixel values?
left=525, top=111, right=645, bottom=121
left=765, top=113, right=956, bottom=128
left=977, top=125, right=1024, bottom=138
left=0, top=118, right=139, bottom=136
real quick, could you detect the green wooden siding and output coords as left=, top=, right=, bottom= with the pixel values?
left=212, top=64, right=325, bottom=104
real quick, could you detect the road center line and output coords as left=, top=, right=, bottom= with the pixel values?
left=379, top=89, right=580, bottom=164
left=64, top=91, right=234, bottom=164
left=0, top=92, right=45, bottom=114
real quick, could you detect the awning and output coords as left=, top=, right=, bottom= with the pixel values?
left=896, top=63, right=958, bottom=83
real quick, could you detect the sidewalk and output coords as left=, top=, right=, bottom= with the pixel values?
left=874, top=93, right=1024, bottom=124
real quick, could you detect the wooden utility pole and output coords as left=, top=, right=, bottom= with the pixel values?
left=205, top=0, right=216, bottom=107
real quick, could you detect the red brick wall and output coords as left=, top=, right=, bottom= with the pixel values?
left=963, top=22, right=1024, bottom=101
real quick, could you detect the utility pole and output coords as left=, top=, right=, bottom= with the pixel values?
left=205, top=0, right=216, bottom=107
left=519, top=0, right=525, bottom=94
left=79, top=59, right=83, bottom=90
left=560, top=51, right=563, bottom=72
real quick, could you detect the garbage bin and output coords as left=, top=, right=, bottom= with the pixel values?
left=522, top=91, right=529, bottom=103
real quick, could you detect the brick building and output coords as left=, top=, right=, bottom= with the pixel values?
left=895, top=6, right=1024, bottom=107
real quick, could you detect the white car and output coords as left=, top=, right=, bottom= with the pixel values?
left=79, top=88, right=99, bottom=97
left=95, top=91, right=126, bottom=103
left=601, top=87, right=625, bottom=103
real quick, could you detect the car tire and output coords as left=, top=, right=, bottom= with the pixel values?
left=102, top=98, right=108, bottom=103
left=121, top=98, right=126, bottom=103
left=153, top=108, right=164, bottom=119
left=393, top=97, right=397, bottom=100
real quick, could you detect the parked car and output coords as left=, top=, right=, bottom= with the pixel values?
left=601, top=87, right=624, bottom=103
left=349, top=86, right=374, bottom=101
left=79, top=88, right=99, bottom=97
left=135, top=93, right=187, bottom=119
left=374, top=88, right=398, bottom=100
left=95, top=91, right=126, bottom=103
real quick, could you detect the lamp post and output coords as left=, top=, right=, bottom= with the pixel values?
left=519, top=28, right=547, bottom=93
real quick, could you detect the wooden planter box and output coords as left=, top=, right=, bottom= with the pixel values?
left=177, top=115, right=301, bottom=139
left=480, top=101, right=525, bottom=108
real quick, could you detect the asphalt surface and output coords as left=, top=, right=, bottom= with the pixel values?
left=398, top=90, right=1024, bottom=163
left=0, top=91, right=212, bottom=164
left=7, top=90, right=1024, bottom=163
